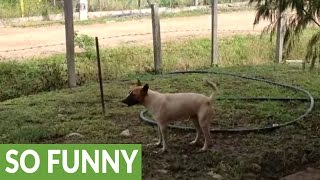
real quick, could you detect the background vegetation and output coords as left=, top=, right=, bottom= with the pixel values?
left=0, top=0, right=247, bottom=18
left=0, top=29, right=316, bottom=102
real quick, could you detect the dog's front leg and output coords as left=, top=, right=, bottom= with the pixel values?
left=190, top=119, right=202, bottom=145
left=158, top=124, right=168, bottom=153
left=154, top=125, right=162, bottom=147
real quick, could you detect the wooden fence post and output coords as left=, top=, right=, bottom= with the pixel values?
left=64, top=0, right=77, bottom=87
left=150, top=3, right=162, bottom=74
left=193, top=0, right=199, bottom=6
left=20, top=0, right=25, bottom=17
left=275, top=11, right=286, bottom=63
left=211, top=0, right=218, bottom=66
left=138, top=0, right=141, bottom=14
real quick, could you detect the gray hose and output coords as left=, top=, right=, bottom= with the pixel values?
left=139, top=70, right=315, bottom=133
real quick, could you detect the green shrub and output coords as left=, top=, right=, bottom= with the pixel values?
left=75, top=32, right=96, bottom=60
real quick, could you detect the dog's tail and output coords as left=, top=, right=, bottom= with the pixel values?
left=204, top=79, right=219, bottom=100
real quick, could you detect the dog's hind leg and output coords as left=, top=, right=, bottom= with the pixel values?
left=190, top=118, right=202, bottom=145
left=199, top=123, right=211, bottom=152
left=198, top=107, right=212, bottom=152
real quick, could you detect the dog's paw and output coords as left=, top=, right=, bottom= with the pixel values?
left=189, top=140, right=199, bottom=145
left=159, top=148, right=167, bottom=154
left=153, top=148, right=168, bottom=154
left=198, top=147, right=208, bottom=153
left=154, top=141, right=162, bottom=147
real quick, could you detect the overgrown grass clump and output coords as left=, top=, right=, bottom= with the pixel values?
left=0, top=31, right=314, bottom=102
left=0, top=60, right=65, bottom=101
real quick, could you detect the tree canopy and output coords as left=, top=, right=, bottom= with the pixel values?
left=249, top=0, right=320, bottom=69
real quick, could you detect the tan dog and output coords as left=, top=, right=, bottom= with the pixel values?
left=121, top=80, right=218, bottom=153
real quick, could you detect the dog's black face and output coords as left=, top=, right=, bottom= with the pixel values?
left=121, top=91, right=140, bottom=106
left=121, top=84, right=149, bottom=107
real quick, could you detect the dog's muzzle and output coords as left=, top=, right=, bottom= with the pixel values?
left=121, top=96, right=140, bottom=107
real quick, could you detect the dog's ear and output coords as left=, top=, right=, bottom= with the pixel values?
left=142, top=84, right=149, bottom=93
left=137, top=79, right=142, bottom=86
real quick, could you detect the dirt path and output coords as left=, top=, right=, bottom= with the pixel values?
left=0, top=10, right=269, bottom=59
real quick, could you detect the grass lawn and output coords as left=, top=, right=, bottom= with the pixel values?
left=1, top=64, right=319, bottom=179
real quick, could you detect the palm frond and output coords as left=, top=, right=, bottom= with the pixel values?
left=251, top=0, right=277, bottom=25
left=306, top=30, right=320, bottom=70
left=250, top=0, right=320, bottom=70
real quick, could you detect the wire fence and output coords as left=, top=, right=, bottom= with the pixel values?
left=0, top=29, right=261, bottom=53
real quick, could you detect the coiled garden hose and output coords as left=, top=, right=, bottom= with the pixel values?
left=139, top=70, right=315, bottom=133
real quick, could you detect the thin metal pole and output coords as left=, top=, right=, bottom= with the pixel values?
left=95, top=37, right=106, bottom=115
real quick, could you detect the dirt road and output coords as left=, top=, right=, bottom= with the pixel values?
left=0, top=10, right=269, bottom=59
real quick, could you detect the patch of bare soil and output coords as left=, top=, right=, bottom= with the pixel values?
left=113, top=111, right=320, bottom=180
